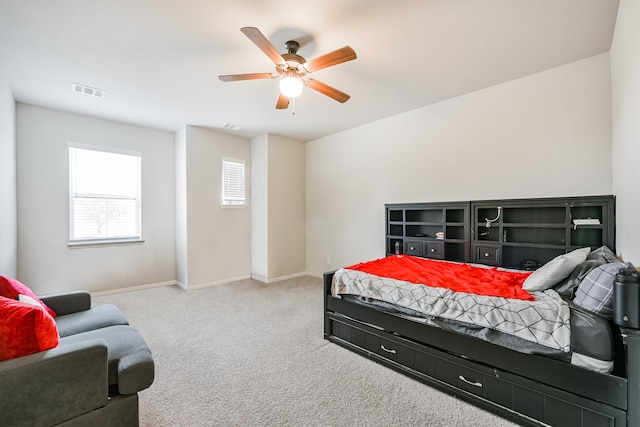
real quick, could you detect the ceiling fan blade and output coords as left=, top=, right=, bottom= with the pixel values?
left=305, top=79, right=351, bottom=103
left=275, top=93, right=290, bottom=109
left=305, top=46, right=357, bottom=73
left=240, top=27, right=285, bottom=66
left=218, top=73, right=275, bottom=82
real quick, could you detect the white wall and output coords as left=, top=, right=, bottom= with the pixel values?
left=182, top=126, right=251, bottom=287
left=251, top=134, right=306, bottom=282
left=611, top=0, right=640, bottom=266
left=0, top=73, right=17, bottom=277
left=267, top=134, right=305, bottom=280
left=251, top=134, right=269, bottom=280
left=306, top=54, right=613, bottom=275
left=16, top=104, right=176, bottom=294
left=175, top=126, right=188, bottom=287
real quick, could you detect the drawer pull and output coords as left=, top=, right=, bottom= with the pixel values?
left=459, top=375, right=482, bottom=388
left=381, top=345, right=397, bottom=354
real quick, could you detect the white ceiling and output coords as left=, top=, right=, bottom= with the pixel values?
left=0, top=0, right=619, bottom=142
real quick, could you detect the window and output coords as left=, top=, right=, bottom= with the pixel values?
left=68, top=145, right=142, bottom=244
left=221, top=158, right=246, bottom=206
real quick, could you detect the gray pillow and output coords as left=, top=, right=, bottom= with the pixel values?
left=587, top=246, right=619, bottom=263
left=553, top=259, right=605, bottom=298
left=573, top=261, right=634, bottom=318
left=522, top=247, right=591, bottom=292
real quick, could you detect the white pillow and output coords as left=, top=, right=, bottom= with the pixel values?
left=18, top=294, right=41, bottom=306
left=523, top=247, right=591, bottom=292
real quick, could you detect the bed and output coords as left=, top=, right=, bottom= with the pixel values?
left=323, top=196, right=640, bottom=427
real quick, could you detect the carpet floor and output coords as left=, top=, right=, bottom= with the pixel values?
left=94, top=276, right=518, bottom=426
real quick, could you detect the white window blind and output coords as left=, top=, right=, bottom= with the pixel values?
left=69, top=145, right=142, bottom=243
left=222, top=158, right=246, bottom=206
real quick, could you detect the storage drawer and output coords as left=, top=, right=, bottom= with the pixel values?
left=456, top=366, right=513, bottom=409
left=474, top=244, right=500, bottom=265
left=331, top=319, right=367, bottom=348
left=431, top=354, right=622, bottom=427
left=379, top=338, right=399, bottom=362
left=457, top=366, right=486, bottom=397
left=376, top=338, right=416, bottom=368
left=328, top=314, right=626, bottom=427
left=404, top=240, right=423, bottom=256
left=424, top=242, right=444, bottom=259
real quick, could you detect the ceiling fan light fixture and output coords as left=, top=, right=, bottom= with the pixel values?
left=279, top=73, right=303, bottom=98
left=219, top=27, right=357, bottom=108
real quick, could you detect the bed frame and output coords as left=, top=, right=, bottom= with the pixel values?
left=323, top=195, right=640, bottom=426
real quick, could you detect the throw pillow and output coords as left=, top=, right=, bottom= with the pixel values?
left=552, top=259, right=604, bottom=298
left=574, top=261, right=634, bottom=318
left=0, top=276, right=56, bottom=318
left=0, top=296, right=59, bottom=361
left=587, top=246, right=619, bottom=264
left=18, top=294, right=41, bottom=306
left=522, top=247, right=591, bottom=292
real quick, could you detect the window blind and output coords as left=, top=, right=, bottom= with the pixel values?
left=69, top=145, right=142, bottom=242
left=222, top=158, right=246, bottom=206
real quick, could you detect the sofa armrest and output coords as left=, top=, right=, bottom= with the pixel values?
left=40, top=291, right=91, bottom=316
left=0, top=339, right=109, bottom=427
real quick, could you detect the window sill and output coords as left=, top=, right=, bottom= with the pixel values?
left=68, top=239, right=145, bottom=249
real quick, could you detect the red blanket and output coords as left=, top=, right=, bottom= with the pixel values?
left=345, top=255, right=534, bottom=301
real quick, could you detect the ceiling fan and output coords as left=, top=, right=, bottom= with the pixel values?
left=218, top=27, right=357, bottom=109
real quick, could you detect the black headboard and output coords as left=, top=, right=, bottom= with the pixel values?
left=386, top=195, right=615, bottom=270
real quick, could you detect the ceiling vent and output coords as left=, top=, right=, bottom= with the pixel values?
left=72, top=83, right=105, bottom=98
left=220, top=123, right=242, bottom=131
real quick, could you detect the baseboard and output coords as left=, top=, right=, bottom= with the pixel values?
left=251, top=274, right=269, bottom=283
left=251, top=271, right=311, bottom=284
left=92, top=280, right=177, bottom=297
left=185, top=274, right=252, bottom=290
left=92, top=272, right=320, bottom=295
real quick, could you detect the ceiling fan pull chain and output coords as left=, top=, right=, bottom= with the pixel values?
left=292, top=98, right=296, bottom=115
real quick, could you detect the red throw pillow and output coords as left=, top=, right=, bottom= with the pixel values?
left=0, top=276, right=56, bottom=318
left=0, top=296, right=59, bottom=361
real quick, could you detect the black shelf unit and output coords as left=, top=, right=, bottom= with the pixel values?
left=471, top=195, right=615, bottom=270
left=386, top=202, right=470, bottom=262
left=385, top=196, right=615, bottom=271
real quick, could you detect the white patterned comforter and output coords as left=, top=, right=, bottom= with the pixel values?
left=332, top=268, right=571, bottom=352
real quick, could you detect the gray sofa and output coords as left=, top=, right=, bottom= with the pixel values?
left=0, top=291, right=154, bottom=427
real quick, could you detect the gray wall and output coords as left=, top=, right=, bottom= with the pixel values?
left=16, top=104, right=176, bottom=294
left=611, top=0, right=640, bottom=264
left=251, top=134, right=305, bottom=283
left=6, top=4, right=638, bottom=291
left=0, top=73, right=16, bottom=277
left=179, top=125, right=252, bottom=288
left=306, top=54, right=614, bottom=275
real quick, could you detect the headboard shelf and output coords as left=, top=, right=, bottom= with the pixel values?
left=386, top=195, right=615, bottom=270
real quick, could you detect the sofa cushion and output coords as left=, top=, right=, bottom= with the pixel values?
left=40, top=291, right=91, bottom=317
left=60, top=325, right=154, bottom=395
left=0, top=296, right=59, bottom=360
left=0, top=276, right=57, bottom=318
left=55, top=304, right=129, bottom=338
left=0, top=339, right=109, bottom=427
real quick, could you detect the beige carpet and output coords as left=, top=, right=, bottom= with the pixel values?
left=94, top=276, right=518, bottom=426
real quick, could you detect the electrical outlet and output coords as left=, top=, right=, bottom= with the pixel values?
left=326, top=257, right=331, bottom=265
